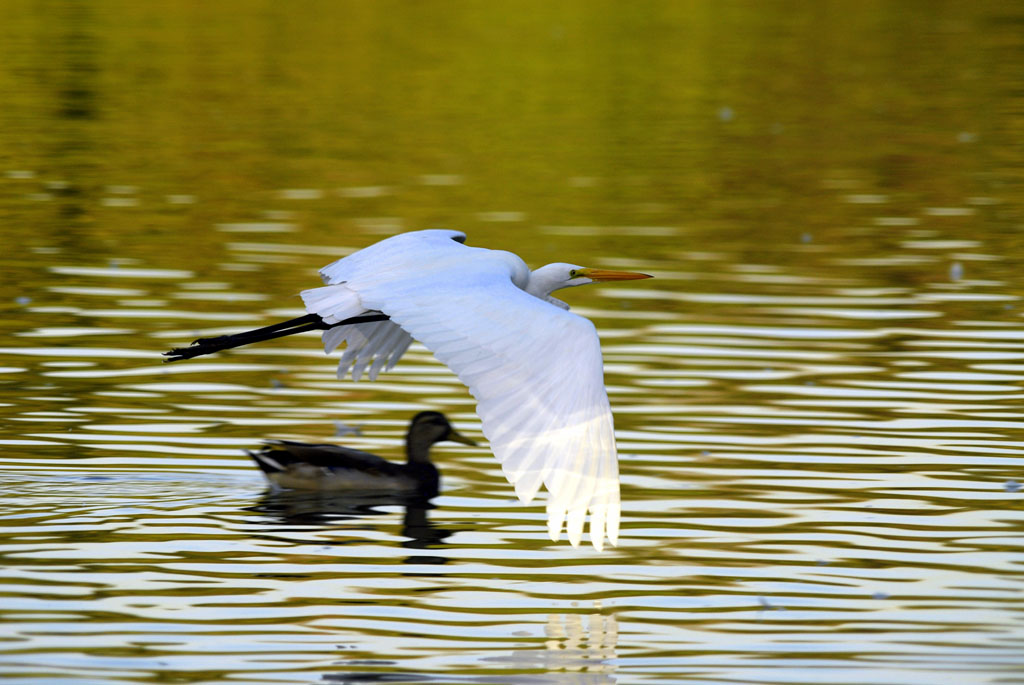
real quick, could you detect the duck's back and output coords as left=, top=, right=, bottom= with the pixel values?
left=248, top=441, right=438, bottom=495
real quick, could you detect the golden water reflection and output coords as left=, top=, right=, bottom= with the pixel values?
left=3, top=1, right=1024, bottom=684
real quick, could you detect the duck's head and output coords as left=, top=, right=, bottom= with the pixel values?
left=408, top=411, right=476, bottom=448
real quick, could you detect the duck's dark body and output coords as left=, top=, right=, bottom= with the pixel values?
left=249, top=439, right=442, bottom=496
left=246, top=412, right=472, bottom=497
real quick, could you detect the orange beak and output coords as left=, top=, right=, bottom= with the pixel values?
left=577, top=268, right=653, bottom=282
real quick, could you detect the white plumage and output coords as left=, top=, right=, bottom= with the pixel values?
left=295, top=229, right=650, bottom=551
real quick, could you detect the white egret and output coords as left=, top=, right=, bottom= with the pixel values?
left=248, top=411, right=475, bottom=497
left=166, top=229, right=652, bottom=550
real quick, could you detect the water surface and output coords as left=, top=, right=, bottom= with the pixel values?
left=2, top=2, right=1023, bottom=684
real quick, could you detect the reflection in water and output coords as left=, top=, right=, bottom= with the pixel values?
left=483, top=613, right=618, bottom=681
left=326, top=614, right=618, bottom=684
left=250, top=491, right=454, bottom=555
left=2, top=1, right=1024, bottom=684
left=55, top=1, right=96, bottom=122
left=49, top=0, right=98, bottom=230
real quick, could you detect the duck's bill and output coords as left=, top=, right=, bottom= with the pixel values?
left=448, top=429, right=477, bottom=446
left=580, top=268, right=653, bottom=282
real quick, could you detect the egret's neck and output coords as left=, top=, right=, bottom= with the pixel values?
left=491, top=250, right=531, bottom=291
left=524, top=266, right=569, bottom=299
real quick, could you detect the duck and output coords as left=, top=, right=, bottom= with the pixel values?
left=246, top=411, right=476, bottom=498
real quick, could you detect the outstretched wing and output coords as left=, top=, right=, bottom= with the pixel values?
left=303, top=230, right=460, bottom=381
left=301, top=230, right=620, bottom=550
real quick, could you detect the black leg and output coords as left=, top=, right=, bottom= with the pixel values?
left=162, top=313, right=390, bottom=362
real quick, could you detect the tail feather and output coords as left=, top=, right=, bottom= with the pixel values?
left=247, top=448, right=285, bottom=475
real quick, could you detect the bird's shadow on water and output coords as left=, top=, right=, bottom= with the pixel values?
left=245, top=489, right=456, bottom=560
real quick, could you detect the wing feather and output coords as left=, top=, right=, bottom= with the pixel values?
left=360, top=268, right=617, bottom=550
left=301, top=230, right=620, bottom=550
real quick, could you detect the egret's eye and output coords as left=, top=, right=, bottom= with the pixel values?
left=569, top=269, right=578, bottom=278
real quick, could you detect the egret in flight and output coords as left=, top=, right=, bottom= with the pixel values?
left=165, top=229, right=652, bottom=550
left=248, top=411, right=475, bottom=497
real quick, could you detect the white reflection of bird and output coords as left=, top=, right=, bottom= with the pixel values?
left=165, top=229, right=652, bottom=550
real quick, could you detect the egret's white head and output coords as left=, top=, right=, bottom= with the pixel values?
left=526, top=262, right=652, bottom=299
